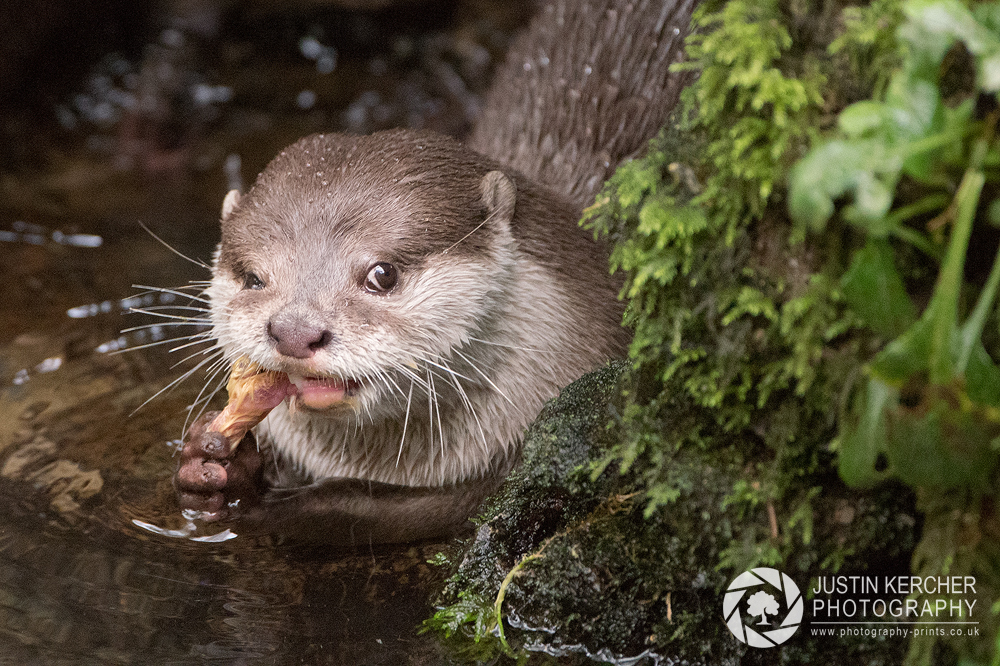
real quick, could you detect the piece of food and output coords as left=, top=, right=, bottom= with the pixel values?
left=207, top=357, right=292, bottom=448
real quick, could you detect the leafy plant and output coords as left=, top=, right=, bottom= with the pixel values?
left=789, top=1, right=1000, bottom=663
left=587, top=0, right=999, bottom=663
left=791, top=0, right=1000, bottom=492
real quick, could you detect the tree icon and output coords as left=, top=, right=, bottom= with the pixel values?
left=747, top=590, right=780, bottom=625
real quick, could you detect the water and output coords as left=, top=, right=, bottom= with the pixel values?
left=0, top=2, right=528, bottom=662
left=0, top=182, right=455, bottom=664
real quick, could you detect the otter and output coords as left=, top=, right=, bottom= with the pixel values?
left=174, top=0, right=696, bottom=546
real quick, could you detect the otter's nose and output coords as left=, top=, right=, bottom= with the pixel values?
left=267, top=316, right=333, bottom=359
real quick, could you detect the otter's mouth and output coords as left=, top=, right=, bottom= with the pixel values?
left=286, top=373, right=361, bottom=410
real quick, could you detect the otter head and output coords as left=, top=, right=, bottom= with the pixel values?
left=207, top=129, right=519, bottom=421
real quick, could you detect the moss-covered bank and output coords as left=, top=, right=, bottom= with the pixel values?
left=428, top=364, right=918, bottom=664
left=429, top=0, right=1000, bottom=663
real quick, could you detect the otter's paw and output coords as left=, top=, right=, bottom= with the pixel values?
left=173, top=411, right=265, bottom=521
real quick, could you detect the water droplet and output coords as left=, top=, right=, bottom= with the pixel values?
left=160, top=28, right=184, bottom=49
left=67, top=304, right=96, bottom=319
left=299, top=36, right=323, bottom=60
left=224, top=153, right=243, bottom=192
left=317, top=51, right=337, bottom=74
left=35, top=357, right=63, bottom=374
left=61, top=233, right=103, bottom=248
left=297, top=90, right=317, bottom=110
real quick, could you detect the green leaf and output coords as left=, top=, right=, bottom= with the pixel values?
left=869, top=316, right=932, bottom=386
left=989, top=198, right=1000, bottom=227
left=884, top=396, right=1000, bottom=489
left=789, top=139, right=890, bottom=231
left=841, top=239, right=917, bottom=338
left=906, top=0, right=1000, bottom=56
left=979, top=53, right=1000, bottom=91
left=838, top=101, right=886, bottom=137
left=903, top=0, right=1000, bottom=92
left=963, top=343, right=1000, bottom=408
left=885, top=77, right=939, bottom=139
left=844, top=172, right=897, bottom=228
left=839, top=378, right=895, bottom=487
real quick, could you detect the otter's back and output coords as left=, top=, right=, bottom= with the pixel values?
left=469, top=0, right=697, bottom=207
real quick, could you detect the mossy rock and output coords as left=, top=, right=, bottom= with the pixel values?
left=429, top=364, right=918, bottom=665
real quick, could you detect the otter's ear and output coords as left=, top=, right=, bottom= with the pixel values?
left=221, top=189, right=241, bottom=222
left=480, top=170, right=516, bottom=225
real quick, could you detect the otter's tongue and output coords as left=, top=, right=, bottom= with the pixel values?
left=287, top=374, right=350, bottom=409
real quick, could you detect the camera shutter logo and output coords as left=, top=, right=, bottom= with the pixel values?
left=723, top=567, right=803, bottom=647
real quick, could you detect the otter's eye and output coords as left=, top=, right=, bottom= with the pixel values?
left=364, top=262, right=398, bottom=293
left=242, top=272, right=265, bottom=290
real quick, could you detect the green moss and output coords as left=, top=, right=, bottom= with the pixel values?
left=585, top=0, right=998, bottom=662
left=428, top=364, right=916, bottom=664
left=429, top=0, right=999, bottom=663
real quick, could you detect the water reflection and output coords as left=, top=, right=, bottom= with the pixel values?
left=0, top=475, right=450, bottom=664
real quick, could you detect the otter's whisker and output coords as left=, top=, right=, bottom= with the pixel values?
left=360, top=390, right=375, bottom=426
left=426, top=366, right=446, bottom=463
left=120, top=321, right=211, bottom=334
left=129, top=348, right=223, bottom=416
left=130, top=283, right=213, bottom=304
left=452, top=347, right=515, bottom=407
left=129, top=302, right=210, bottom=312
left=424, top=365, right=436, bottom=464
left=165, top=335, right=220, bottom=355
left=109, top=331, right=213, bottom=355
left=396, top=379, right=415, bottom=468
left=136, top=222, right=212, bottom=270
left=182, top=354, right=231, bottom=437
left=129, top=308, right=209, bottom=323
left=376, top=366, right=407, bottom=402
left=367, top=363, right=402, bottom=404
left=441, top=358, right=489, bottom=454
left=187, top=348, right=229, bottom=399
left=168, top=342, right=225, bottom=370
left=423, top=356, right=476, bottom=384
left=467, top=336, right=572, bottom=356
left=388, top=358, right=430, bottom=392
left=351, top=396, right=364, bottom=439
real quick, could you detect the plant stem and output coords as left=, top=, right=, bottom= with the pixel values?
left=925, top=116, right=994, bottom=385
left=927, top=168, right=983, bottom=385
